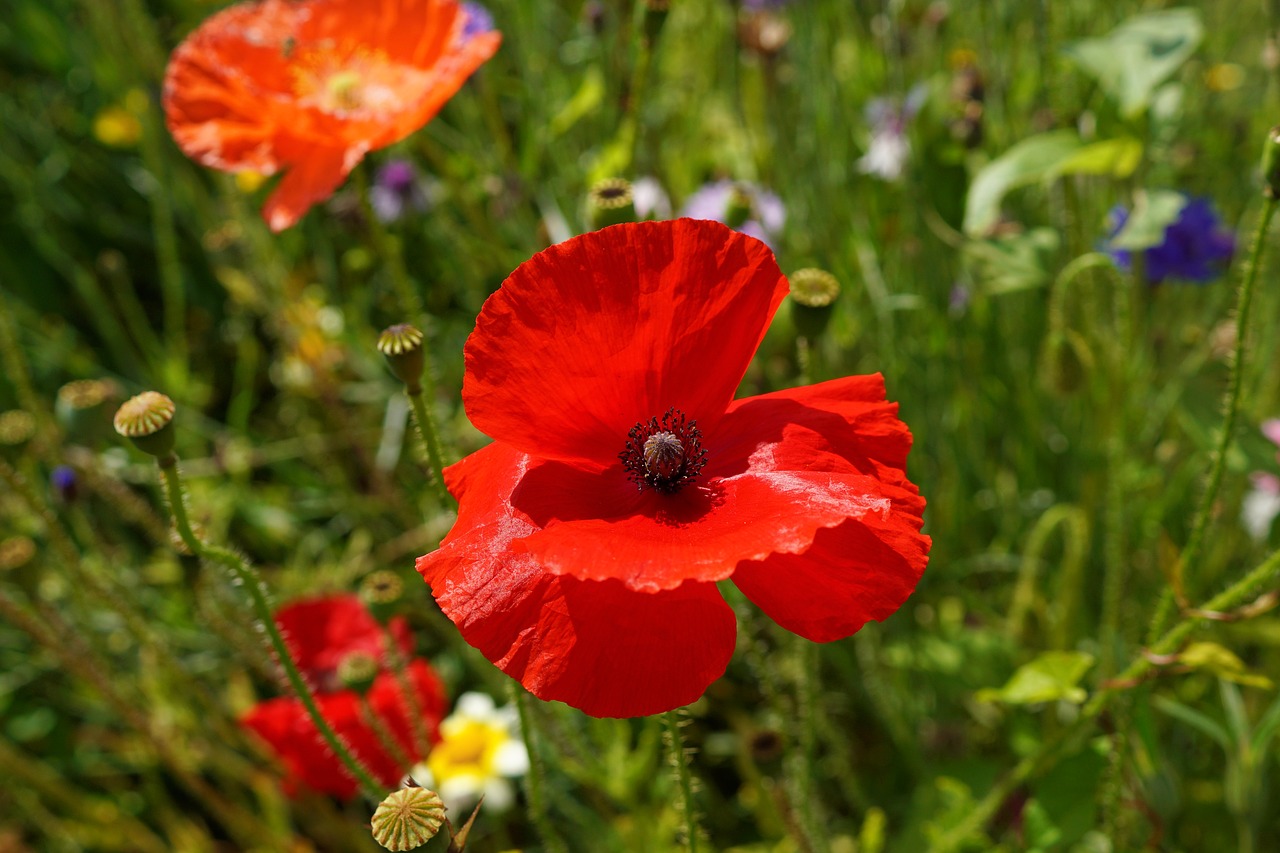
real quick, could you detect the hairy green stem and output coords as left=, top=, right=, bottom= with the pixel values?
left=510, top=685, right=569, bottom=853
left=383, top=632, right=433, bottom=760
left=664, top=709, right=702, bottom=853
left=1150, top=197, right=1278, bottom=639
left=407, top=387, right=451, bottom=505
left=159, top=459, right=385, bottom=800
left=790, top=640, right=830, bottom=853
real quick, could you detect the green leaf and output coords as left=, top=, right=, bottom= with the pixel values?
left=548, top=66, right=605, bottom=139
left=964, top=227, right=1061, bottom=294
left=1063, top=8, right=1203, bottom=118
left=977, top=651, right=1095, bottom=705
left=1109, top=189, right=1187, bottom=251
left=963, top=130, right=1080, bottom=235
left=1153, top=696, right=1231, bottom=749
left=1047, top=137, right=1143, bottom=180
left=1178, top=642, right=1274, bottom=690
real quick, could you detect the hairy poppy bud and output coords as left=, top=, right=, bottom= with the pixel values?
left=378, top=324, right=426, bottom=394
left=1041, top=330, right=1093, bottom=396
left=113, top=392, right=177, bottom=461
left=338, top=650, right=379, bottom=695
left=371, top=786, right=446, bottom=851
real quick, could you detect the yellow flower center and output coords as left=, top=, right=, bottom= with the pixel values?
left=290, top=46, right=426, bottom=117
left=426, top=720, right=507, bottom=782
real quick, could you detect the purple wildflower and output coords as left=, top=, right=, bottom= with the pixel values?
left=51, top=465, right=78, bottom=503
left=1107, top=196, right=1235, bottom=284
left=858, top=85, right=927, bottom=182
left=680, top=180, right=785, bottom=248
left=370, top=159, right=430, bottom=223
left=462, top=2, right=495, bottom=39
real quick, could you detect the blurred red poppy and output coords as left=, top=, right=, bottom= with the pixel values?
left=274, top=595, right=412, bottom=692
left=163, top=0, right=500, bottom=231
left=243, top=661, right=446, bottom=798
left=417, top=219, right=930, bottom=718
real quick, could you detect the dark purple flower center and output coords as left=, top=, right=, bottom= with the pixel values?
left=620, top=408, right=707, bottom=494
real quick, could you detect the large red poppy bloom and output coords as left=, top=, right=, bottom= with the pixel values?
left=242, top=595, right=446, bottom=798
left=417, top=219, right=930, bottom=718
left=244, top=661, right=446, bottom=798
left=163, top=0, right=500, bottom=231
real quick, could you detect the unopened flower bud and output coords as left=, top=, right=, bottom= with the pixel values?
left=587, top=178, right=636, bottom=229
left=1262, top=127, right=1280, bottom=200
left=378, top=324, right=426, bottom=394
left=371, top=786, right=446, bottom=851
left=338, top=650, right=379, bottom=695
left=113, top=392, right=176, bottom=461
left=788, top=268, right=841, bottom=337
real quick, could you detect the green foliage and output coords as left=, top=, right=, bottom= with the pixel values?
left=3, top=0, right=1280, bottom=851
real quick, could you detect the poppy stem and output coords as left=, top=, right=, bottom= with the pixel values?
left=788, top=640, right=830, bottom=853
left=663, top=709, right=702, bottom=853
left=157, top=457, right=387, bottom=802
left=406, top=386, right=452, bottom=505
left=510, top=685, right=569, bottom=853
left=1147, top=193, right=1279, bottom=641
left=383, top=632, right=434, bottom=760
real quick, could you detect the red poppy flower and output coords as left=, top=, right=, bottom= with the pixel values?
left=243, top=660, right=446, bottom=798
left=274, top=595, right=413, bottom=693
left=163, top=0, right=500, bottom=231
left=416, top=219, right=930, bottom=718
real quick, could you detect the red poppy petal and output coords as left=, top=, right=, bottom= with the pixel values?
left=367, top=660, right=448, bottom=745
left=418, top=443, right=737, bottom=717
left=511, top=462, right=899, bottom=591
left=463, top=220, right=788, bottom=469
left=732, top=508, right=930, bottom=643
left=710, top=374, right=916, bottom=485
left=262, top=146, right=363, bottom=231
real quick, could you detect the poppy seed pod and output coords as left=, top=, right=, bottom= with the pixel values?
left=587, top=178, right=637, bottom=229
left=378, top=324, right=426, bottom=393
left=788, top=268, right=841, bottom=338
left=113, top=392, right=177, bottom=460
left=371, top=787, right=446, bottom=851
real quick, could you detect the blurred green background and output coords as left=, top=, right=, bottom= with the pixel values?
left=4, top=0, right=1280, bottom=850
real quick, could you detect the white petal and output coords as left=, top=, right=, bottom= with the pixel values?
left=481, top=779, right=515, bottom=813
left=493, top=739, right=530, bottom=777
left=1242, top=487, right=1280, bottom=540
left=454, top=691, right=497, bottom=721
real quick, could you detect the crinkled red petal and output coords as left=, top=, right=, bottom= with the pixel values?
left=463, top=220, right=788, bottom=469
left=732, top=513, right=929, bottom=643
left=419, top=443, right=737, bottom=717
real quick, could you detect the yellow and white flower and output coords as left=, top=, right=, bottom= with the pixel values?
left=411, top=692, right=529, bottom=813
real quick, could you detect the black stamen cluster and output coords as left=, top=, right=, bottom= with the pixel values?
left=619, top=407, right=708, bottom=494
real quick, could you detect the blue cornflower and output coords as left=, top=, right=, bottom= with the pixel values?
left=1107, top=196, right=1235, bottom=284
left=51, top=465, right=78, bottom=503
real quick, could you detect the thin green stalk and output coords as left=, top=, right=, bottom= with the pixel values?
left=664, top=709, right=702, bottom=853
left=510, top=685, right=569, bottom=853
left=158, top=458, right=386, bottom=801
left=407, top=387, right=451, bottom=505
left=789, top=640, right=830, bottom=853
left=383, top=632, right=434, bottom=760
left=930, top=546, right=1280, bottom=853
left=1150, top=196, right=1279, bottom=640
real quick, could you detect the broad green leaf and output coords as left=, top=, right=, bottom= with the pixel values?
left=964, top=227, right=1061, bottom=294
left=1064, top=9, right=1203, bottom=117
left=964, top=130, right=1080, bottom=235
left=976, top=651, right=1094, bottom=705
left=1048, top=137, right=1143, bottom=180
left=1178, top=642, right=1274, bottom=689
left=1108, top=189, right=1187, bottom=251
